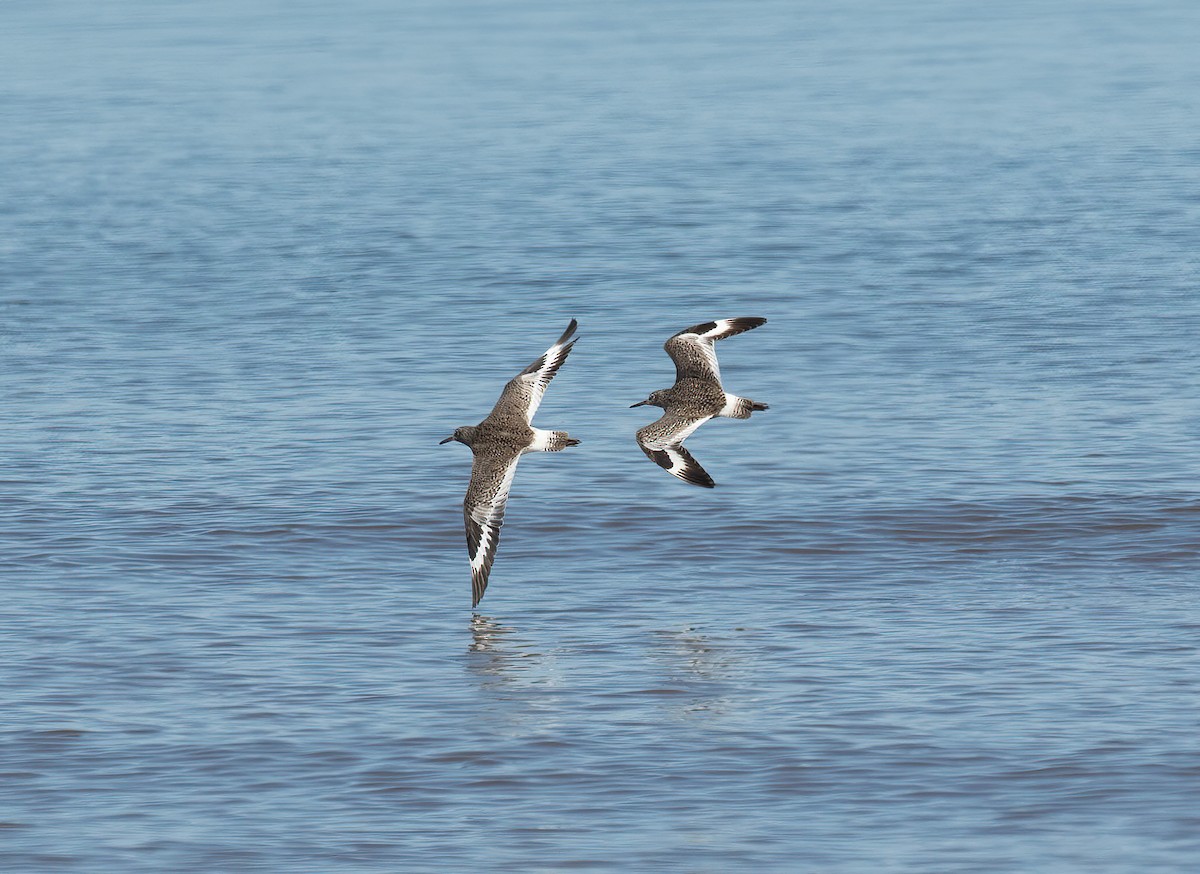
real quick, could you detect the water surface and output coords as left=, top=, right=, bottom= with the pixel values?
left=4, top=1, right=1200, bottom=871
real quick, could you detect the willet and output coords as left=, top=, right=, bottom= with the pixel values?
left=630, top=317, right=768, bottom=488
left=441, top=319, right=580, bottom=607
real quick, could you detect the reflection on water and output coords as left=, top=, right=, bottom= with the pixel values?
left=648, top=626, right=751, bottom=718
left=653, top=626, right=740, bottom=682
left=466, top=613, right=544, bottom=688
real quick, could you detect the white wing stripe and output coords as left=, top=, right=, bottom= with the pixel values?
left=703, top=319, right=737, bottom=339
left=642, top=415, right=711, bottom=450
left=468, top=458, right=519, bottom=571
left=522, top=339, right=573, bottom=423
left=664, top=447, right=691, bottom=477
left=676, top=334, right=720, bottom=381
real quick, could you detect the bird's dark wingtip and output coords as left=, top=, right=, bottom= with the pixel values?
left=557, top=319, right=579, bottom=346
left=471, top=567, right=489, bottom=608
left=728, top=316, right=767, bottom=332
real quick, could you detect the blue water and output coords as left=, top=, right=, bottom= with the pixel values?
left=4, top=1, right=1200, bottom=870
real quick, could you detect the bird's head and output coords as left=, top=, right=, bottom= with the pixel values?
left=630, top=390, right=668, bottom=409
left=439, top=426, right=478, bottom=447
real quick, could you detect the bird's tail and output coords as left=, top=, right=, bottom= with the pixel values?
left=532, top=429, right=580, bottom=451
left=722, top=396, right=769, bottom=419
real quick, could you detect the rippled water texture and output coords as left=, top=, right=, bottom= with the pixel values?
left=4, top=1, right=1200, bottom=871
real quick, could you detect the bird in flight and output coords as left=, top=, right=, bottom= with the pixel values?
left=441, top=320, right=580, bottom=607
left=631, top=318, right=768, bottom=488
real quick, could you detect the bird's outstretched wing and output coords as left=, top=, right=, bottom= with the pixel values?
left=663, top=317, right=766, bottom=382
left=489, top=319, right=579, bottom=423
left=636, top=412, right=715, bottom=488
left=463, top=453, right=522, bottom=607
